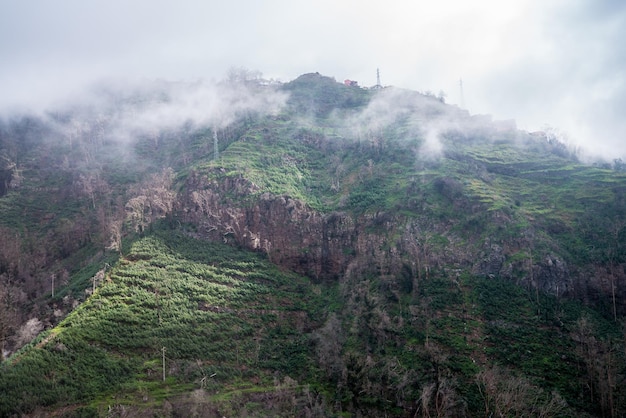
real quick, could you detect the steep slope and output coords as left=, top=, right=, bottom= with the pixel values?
left=180, top=75, right=626, bottom=316
left=0, top=73, right=625, bottom=416
left=0, top=230, right=330, bottom=416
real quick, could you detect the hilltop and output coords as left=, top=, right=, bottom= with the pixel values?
left=0, top=72, right=625, bottom=417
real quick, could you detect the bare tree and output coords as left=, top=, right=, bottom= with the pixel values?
left=0, top=228, right=22, bottom=356
left=75, top=172, right=110, bottom=210
left=0, top=280, right=18, bottom=358
left=226, top=67, right=263, bottom=85
left=476, top=365, right=567, bottom=418
left=607, top=216, right=625, bottom=321
left=125, top=168, right=176, bottom=233
left=417, top=378, right=461, bottom=418
left=14, top=317, right=43, bottom=349
left=312, top=313, right=345, bottom=380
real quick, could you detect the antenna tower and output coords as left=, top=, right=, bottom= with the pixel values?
left=459, top=78, right=466, bottom=109
left=372, top=68, right=382, bottom=89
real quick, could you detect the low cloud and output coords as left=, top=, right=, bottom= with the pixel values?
left=340, top=87, right=473, bottom=160
left=31, top=76, right=289, bottom=152
left=105, top=78, right=287, bottom=142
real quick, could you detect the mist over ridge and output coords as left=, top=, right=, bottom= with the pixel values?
left=2, top=70, right=615, bottom=170
left=2, top=1, right=624, bottom=162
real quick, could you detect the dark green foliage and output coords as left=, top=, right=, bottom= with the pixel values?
left=348, top=180, right=387, bottom=211
left=2, top=231, right=624, bottom=416
left=282, top=73, right=371, bottom=117
left=0, top=231, right=326, bottom=415
left=0, top=336, right=135, bottom=416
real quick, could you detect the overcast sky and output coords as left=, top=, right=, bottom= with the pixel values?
left=1, top=0, right=624, bottom=159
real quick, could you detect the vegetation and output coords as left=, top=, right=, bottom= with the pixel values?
left=4, top=226, right=622, bottom=416
left=0, top=230, right=327, bottom=416
left=0, top=73, right=624, bottom=416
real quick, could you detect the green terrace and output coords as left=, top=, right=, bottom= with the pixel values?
left=0, top=230, right=327, bottom=416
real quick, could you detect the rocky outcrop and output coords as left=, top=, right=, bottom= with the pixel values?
left=178, top=170, right=580, bottom=303
left=0, top=160, right=15, bottom=197
left=177, top=170, right=451, bottom=281
left=474, top=242, right=505, bottom=278
left=0, top=169, right=10, bottom=196
left=535, top=254, right=570, bottom=296
left=179, top=170, right=356, bottom=279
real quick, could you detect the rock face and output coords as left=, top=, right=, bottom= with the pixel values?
left=179, top=170, right=354, bottom=279
left=474, top=242, right=505, bottom=278
left=178, top=170, right=603, bottom=307
left=535, top=255, right=570, bottom=296
left=0, top=167, right=13, bottom=196
left=178, top=170, right=440, bottom=281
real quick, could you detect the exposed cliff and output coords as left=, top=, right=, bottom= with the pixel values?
left=177, top=165, right=583, bottom=306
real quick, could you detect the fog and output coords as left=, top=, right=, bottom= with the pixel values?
left=101, top=79, right=287, bottom=142
left=1, top=0, right=625, bottom=159
left=340, top=86, right=504, bottom=161
left=35, top=76, right=288, bottom=151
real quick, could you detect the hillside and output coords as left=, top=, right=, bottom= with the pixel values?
left=0, top=72, right=625, bottom=417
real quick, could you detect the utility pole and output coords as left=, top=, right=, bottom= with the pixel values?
left=213, top=128, right=219, bottom=160
left=162, top=347, right=166, bottom=382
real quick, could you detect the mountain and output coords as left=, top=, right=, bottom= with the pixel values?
left=0, top=72, right=625, bottom=417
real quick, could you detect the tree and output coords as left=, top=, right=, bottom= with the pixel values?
left=476, top=365, right=567, bottom=417
left=607, top=215, right=625, bottom=321
left=226, top=67, right=263, bottom=85
left=312, top=313, right=345, bottom=381
left=14, top=318, right=43, bottom=349
left=418, top=378, right=460, bottom=418
left=0, top=281, right=18, bottom=358
left=125, top=168, right=176, bottom=233
left=75, top=172, right=110, bottom=210
left=0, top=228, right=21, bottom=356
left=571, top=316, right=621, bottom=416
